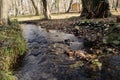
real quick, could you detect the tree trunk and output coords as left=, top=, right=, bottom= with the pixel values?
left=0, top=0, right=9, bottom=24
left=112, top=0, right=115, bottom=9
left=30, top=0, right=39, bottom=15
left=66, top=0, right=73, bottom=13
left=115, top=0, right=119, bottom=11
left=81, top=0, right=110, bottom=19
left=15, top=0, right=19, bottom=16
left=42, top=0, right=51, bottom=19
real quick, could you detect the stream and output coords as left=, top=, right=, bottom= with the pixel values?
left=16, top=24, right=91, bottom=80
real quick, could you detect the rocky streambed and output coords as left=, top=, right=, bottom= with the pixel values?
left=16, top=24, right=91, bottom=80
left=16, top=24, right=120, bottom=80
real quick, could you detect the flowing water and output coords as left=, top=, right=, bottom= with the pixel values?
left=16, top=24, right=91, bottom=80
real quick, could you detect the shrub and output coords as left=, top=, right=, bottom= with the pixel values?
left=103, top=24, right=120, bottom=45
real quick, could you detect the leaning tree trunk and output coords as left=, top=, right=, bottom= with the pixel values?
left=42, top=0, right=51, bottom=19
left=0, top=0, right=9, bottom=24
left=30, top=0, right=39, bottom=15
left=66, top=0, right=73, bottom=13
left=81, top=0, right=110, bottom=19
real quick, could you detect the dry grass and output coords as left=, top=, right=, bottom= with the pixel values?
left=10, top=13, right=80, bottom=21
left=10, top=15, right=44, bottom=22
left=51, top=13, right=80, bottom=19
left=110, top=9, right=120, bottom=16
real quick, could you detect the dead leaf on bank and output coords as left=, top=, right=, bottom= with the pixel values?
left=74, top=50, right=86, bottom=58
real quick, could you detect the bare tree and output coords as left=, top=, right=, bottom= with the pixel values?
left=0, top=0, right=9, bottom=24
left=66, top=0, right=73, bottom=13
left=30, top=0, right=39, bottom=15
left=112, top=0, right=115, bottom=9
left=115, top=0, right=119, bottom=11
left=42, top=0, right=51, bottom=19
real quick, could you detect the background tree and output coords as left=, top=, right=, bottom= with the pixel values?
left=42, top=0, right=51, bottom=19
left=0, top=0, right=9, bottom=24
left=66, top=0, right=73, bottom=13
left=112, top=0, right=115, bottom=9
left=81, top=0, right=110, bottom=19
left=31, top=0, right=39, bottom=15
left=115, top=0, right=119, bottom=11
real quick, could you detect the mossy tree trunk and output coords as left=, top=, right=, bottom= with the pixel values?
left=81, top=0, right=110, bottom=19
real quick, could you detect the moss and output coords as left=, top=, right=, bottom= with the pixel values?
left=103, top=24, right=120, bottom=45
left=0, top=20, right=27, bottom=80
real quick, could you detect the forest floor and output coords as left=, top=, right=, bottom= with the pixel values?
left=10, top=9, right=120, bottom=22
left=10, top=13, right=80, bottom=21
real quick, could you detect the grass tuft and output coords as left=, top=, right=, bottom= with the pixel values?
left=0, top=20, right=27, bottom=80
